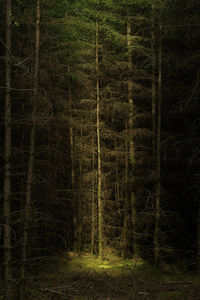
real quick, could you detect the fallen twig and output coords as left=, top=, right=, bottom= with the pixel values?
left=41, top=287, right=72, bottom=298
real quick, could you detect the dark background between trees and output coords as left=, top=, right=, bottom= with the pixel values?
left=0, top=0, right=200, bottom=299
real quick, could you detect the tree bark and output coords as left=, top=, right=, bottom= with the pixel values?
left=127, top=20, right=138, bottom=258
left=3, top=0, right=13, bottom=298
left=121, top=123, right=128, bottom=258
left=91, top=110, right=96, bottom=254
left=68, top=67, right=78, bottom=253
left=151, top=3, right=157, bottom=168
left=20, top=0, right=40, bottom=298
left=154, top=3, right=162, bottom=266
left=96, top=19, right=103, bottom=258
left=77, top=115, right=83, bottom=253
left=197, top=205, right=200, bottom=270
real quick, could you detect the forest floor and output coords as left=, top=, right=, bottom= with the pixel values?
left=29, top=252, right=200, bottom=300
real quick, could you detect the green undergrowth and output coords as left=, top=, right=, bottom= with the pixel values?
left=63, top=252, right=145, bottom=276
left=41, top=251, right=200, bottom=282
left=28, top=252, right=200, bottom=300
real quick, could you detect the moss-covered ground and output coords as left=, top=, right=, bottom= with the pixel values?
left=25, top=252, right=200, bottom=299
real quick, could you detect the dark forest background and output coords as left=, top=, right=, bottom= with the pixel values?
left=0, top=0, right=200, bottom=299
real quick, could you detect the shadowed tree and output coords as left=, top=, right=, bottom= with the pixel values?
left=3, top=0, right=13, bottom=299
left=20, top=0, right=40, bottom=298
left=96, top=14, right=103, bottom=258
left=154, top=0, right=162, bottom=266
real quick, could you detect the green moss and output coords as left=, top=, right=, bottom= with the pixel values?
left=64, top=252, right=144, bottom=276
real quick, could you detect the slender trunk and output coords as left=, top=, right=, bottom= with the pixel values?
left=69, top=71, right=74, bottom=195
left=77, top=115, right=83, bottom=253
left=114, top=139, right=123, bottom=255
left=151, top=4, right=157, bottom=168
left=115, top=166, right=119, bottom=205
left=154, top=5, right=162, bottom=266
left=197, top=205, right=200, bottom=270
left=68, top=67, right=77, bottom=252
left=114, top=139, right=121, bottom=221
left=73, top=114, right=82, bottom=253
left=91, top=112, right=96, bottom=254
left=127, top=21, right=138, bottom=258
left=127, top=22, right=134, bottom=165
left=121, top=123, right=128, bottom=258
left=20, top=1, right=40, bottom=297
left=114, top=139, right=120, bottom=204
left=96, top=19, right=103, bottom=258
left=3, top=0, right=12, bottom=298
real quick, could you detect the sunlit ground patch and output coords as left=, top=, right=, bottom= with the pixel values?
left=64, top=251, right=144, bottom=276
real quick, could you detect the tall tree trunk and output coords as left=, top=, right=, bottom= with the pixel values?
left=127, top=20, right=138, bottom=258
left=20, top=0, right=40, bottom=297
left=3, top=0, right=13, bottom=298
left=91, top=110, right=96, bottom=254
left=114, top=140, right=120, bottom=204
left=197, top=204, right=200, bottom=270
left=96, top=19, right=103, bottom=258
left=121, top=123, right=128, bottom=258
left=77, top=115, right=83, bottom=253
left=154, top=3, right=162, bottom=266
left=151, top=3, right=157, bottom=168
left=68, top=67, right=78, bottom=253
